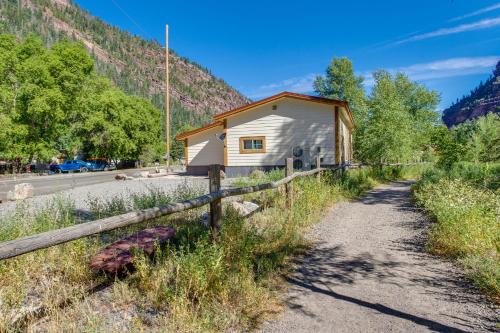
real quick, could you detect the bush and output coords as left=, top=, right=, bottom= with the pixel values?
left=414, top=172, right=499, bottom=300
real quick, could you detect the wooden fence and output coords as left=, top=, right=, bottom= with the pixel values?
left=0, top=157, right=328, bottom=261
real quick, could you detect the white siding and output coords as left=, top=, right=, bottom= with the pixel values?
left=226, top=99, right=337, bottom=166
left=187, top=126, right=224, bottom=166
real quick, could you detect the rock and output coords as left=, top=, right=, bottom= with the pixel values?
left=241, top=201, right=259, bottom=213
left=249, top=169, right=265, bottom=179
left=139, top=171, right=150, bottom=178
left=115, top=173, right=133, bottom=180
left=227, top=201, right=259, bottom=216
left=199, top=212, right=210, bottom=227
left=7, top=183, right=34, bottom=201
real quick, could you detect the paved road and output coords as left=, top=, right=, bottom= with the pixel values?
left=263, top=181, right=497, bottom=333
left=0, top=168, right=159, bottom=202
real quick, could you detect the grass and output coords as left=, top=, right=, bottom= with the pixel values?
left=413, top=162, right=500, bottom=301
left=0, top=166, right=424, bottom=332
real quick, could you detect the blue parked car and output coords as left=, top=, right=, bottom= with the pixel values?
left=50, top=160, right=92, bottom=173
left=87, top=159, right=115, bottom=171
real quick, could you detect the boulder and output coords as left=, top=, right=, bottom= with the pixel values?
left=7, top=183, right=34, bottom=201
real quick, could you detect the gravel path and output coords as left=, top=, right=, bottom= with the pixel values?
left=263, top=181, right=498, bottom=333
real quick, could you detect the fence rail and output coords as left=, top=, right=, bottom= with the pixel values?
left=0, top=158, right=328, bottom=261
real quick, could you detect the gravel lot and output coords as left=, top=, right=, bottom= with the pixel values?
left=0, top=175, right=210, bottom=219
left=262, top=181, right=498, bottom=332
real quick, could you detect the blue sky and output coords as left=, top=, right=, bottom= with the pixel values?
left=74, top=0, right=500, bottom=110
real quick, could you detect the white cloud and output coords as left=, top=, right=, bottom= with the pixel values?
left=394, top=17, right=500, bottom=45
left=364, top=56, right=500, bottom=86
left=246, top=56, right=499, bottom=98
left=247, top=73, right=317, bottom=99
left=448, top=3, right=500, bottom=22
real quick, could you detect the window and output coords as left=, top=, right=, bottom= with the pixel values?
left=239, top=136, right=266, bottom=153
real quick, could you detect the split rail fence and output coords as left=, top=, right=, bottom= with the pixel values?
left=0, top=157, right=329, bottom=261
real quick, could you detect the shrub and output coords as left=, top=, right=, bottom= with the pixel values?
left=414, top=174, right=499, bottom=300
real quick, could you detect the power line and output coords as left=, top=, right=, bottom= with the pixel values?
left=109, top=0, right=151, bottom=39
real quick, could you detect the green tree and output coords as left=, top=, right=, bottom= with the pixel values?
left=171, top=124, right=195, bottom=161
left=394, top=73, right=440, bottom=155
left=0, top=33, right=163, bottom=164
left=360, top=70, right=414, bottom=163
left=314, top=57, right=368, bottom=159
left=431, top=125, right=465, bottom=168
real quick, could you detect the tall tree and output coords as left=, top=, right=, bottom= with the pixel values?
left=314, top=57, right=368, bottom=126
left=360, top=70, right=414, bottom=163
left=314, top=57, right=368, bottom=159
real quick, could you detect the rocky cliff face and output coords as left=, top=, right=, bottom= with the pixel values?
left=0, top=0, right=250, bottom=128
left=442, top=61, right=500, bottom=127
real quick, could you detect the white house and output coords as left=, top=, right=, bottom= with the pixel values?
left=175, top=92, right=355, bottom=177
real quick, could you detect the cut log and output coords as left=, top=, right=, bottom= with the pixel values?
left=90, top=226, right=175, bottom=275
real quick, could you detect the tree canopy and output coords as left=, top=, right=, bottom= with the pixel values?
left=315, top=57, right=440, bottom=164
left=0, top=34, right=163, bottom=163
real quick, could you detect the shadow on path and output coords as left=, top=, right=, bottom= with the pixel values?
left=285, top=276, right=469, bottom=333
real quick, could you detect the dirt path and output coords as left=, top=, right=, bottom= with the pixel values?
left=263, top=181, right=498, bottom=333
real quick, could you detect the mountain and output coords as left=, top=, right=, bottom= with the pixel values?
left=0, top=0, right=250, bottom=132
left=442, top=60, right=500, bottom=127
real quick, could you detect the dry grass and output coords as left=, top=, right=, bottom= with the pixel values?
left=413, top=164, right=500, bottom=301
left=0, top=167, right=414, bottom=332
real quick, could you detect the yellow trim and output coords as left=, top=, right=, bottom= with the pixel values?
left=239, top=136, right=266, bottom=154
left=184, top=138, right=189, bottom=166
left=223, top=119, right=228, bottom=166
left=335, top=106, right=340, bottom=164
left=175, top=121, right=223, bottom=140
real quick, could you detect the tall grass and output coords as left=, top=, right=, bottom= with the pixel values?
left=0, top=166, right=422, bottom=331
left=413, top=163, right=499, bottom=301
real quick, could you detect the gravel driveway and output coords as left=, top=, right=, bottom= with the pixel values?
left=262, top=181, right=498, bottom=332
left=0, top=175, right=209, bottom=219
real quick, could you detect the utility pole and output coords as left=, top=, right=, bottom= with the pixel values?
left=165, top=24, right=170, bottom=169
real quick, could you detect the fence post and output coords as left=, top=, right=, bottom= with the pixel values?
left=316, top=155, right=321, bottom=183
left=209, top=164, right=222, bottom=242
left=285, top=158, right=293, bottom=208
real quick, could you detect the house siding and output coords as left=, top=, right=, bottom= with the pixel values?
left=186, top=125, right=224, bottom=167
left=226, top=99, right=337, bottom=167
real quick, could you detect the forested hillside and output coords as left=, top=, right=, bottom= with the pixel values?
left=442, top=60, right=500, bottom=127
left=0, top=0, right=250, bottom=133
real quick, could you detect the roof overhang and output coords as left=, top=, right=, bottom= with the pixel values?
left=175, top=91, right=355, bottom=140
left=175, top=121, right=223, bottom=140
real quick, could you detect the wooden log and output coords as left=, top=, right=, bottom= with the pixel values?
left=285, top=158, right=293, bottom=208
left=209, top=164, right=222, bottom=241
left=0, top=167, right=326, bottom=261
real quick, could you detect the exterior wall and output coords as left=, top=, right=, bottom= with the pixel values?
left=186, top=125, right=224, bottom=166
left=339, top=111, right=353, bottom=164
left=225, top=99, right=337, bottom=167
left=224, top=164, right=338, bottom=178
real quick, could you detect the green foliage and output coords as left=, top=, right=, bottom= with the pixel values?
left=414, top=172, right=499, bottom=299
left=315, top=58, right=439, bottom=164
left=314, top=57, right=368, bottom=159
left=432, top=113, right=500, bottom=168
left=0, top=34, right=163, bottom=162
left=314, top=57, right=368, bottom=125
left=0, top=0, right=246, bottom=159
